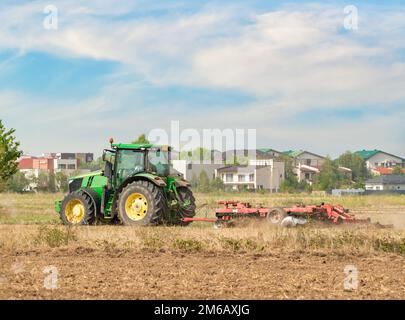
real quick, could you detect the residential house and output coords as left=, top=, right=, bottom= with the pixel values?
left=222, top=148, right=283, bottom=164
left=44, top=152, right=94, bottom=167
left=215, top=159, right=285, bottom=192
left=173, top=149, right=223, bottom=163
left=365, top=175, right=405, bottom=193
left=171, top=160, right=223, bottom=181
left=53, top=155, right=79, bottom=172
left=18, top=155, right=55, bottom=178
left=283, top=150, right=326, bottom=184
left=354, top=149, right=405, bottom=170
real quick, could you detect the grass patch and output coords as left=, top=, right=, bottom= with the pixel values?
left=373, top=237, right=405, bottom=255
left=33, top=226, right=77, bottom=247
left=172, top=239, right=203, bottom=252
left=219, top=237, right=264, bottom=252
left=143, top=236, right=165, bottom=250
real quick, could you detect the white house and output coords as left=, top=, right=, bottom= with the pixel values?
left=171, top=159, right=223, bottom=181
left=215, top=159, right=285, bottom=192
left=355, top=150, right=405, bottom=170
left=365, top=175, right=405, bottom=192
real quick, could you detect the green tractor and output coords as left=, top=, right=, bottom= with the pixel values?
left=55, top=140, right=196, bottom=226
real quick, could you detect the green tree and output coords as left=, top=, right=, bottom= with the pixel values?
left=48, top=171, right=56, bottom=193
left=224, top=155, right=249, bottom=166
left=190, top=173, right=198, bottom=189
left=6, top=171, right=30, bottom=193
left=132, top=134, right=150, bottom=144
left=210, top=177, right=224, bottom=191
left=279, top=155, right=299, bottom=193
left=0, top=120, right=23, bottom=191
left=36, top=170, right=49, bottom=192
left=313, top=158, right=342, bottom=192
left=179, top=148, right=212, bottom=162
left=392, top=166, right=404, bottom=175
left=336, top=151, right=368, bottom=182
left=55, top=171, right=69, bottom=192
left=79, top=157, right=103, bottom=171
left=197, top=170, right=210, bottom=193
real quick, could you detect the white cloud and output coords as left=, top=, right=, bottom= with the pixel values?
left=0, top=1, right=404, bottom=156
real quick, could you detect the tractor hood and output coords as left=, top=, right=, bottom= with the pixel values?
left=69, top=170, right=103, bottom=181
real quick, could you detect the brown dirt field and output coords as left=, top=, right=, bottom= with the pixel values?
left=1, top=224, right=404, bottom=300
left=1, top=249, right=404, bottom=299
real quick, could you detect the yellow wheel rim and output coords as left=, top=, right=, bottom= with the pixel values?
left=65, top=199, right=85, bottom=224
left=125, top=192, right=148, bottom=221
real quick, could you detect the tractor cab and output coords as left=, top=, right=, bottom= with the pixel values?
left=102, top=142, right=171, bottom=188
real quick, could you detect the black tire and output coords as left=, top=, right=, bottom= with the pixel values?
left=118, top=180, right=167, bottom=226
left=60, top=192, right=95, bottom=225
left=267, top=207, right=287, bottom=225
left=171, top=187, right=196, bottom=226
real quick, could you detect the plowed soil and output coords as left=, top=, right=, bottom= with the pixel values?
left=1, top=247, right=404, bottom=299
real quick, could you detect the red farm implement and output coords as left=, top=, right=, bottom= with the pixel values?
left=182, top=200, right=387, bottom=228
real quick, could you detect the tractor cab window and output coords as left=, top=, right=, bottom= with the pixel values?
left=148, top=149, right=170, bottom=176
left=116, top=150, right=145, bottom=182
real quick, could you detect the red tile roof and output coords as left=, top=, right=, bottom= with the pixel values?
left=372, top=167, right=405, bottom=175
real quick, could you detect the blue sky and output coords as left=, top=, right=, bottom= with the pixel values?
left=0, top=0, right=404, bottom=158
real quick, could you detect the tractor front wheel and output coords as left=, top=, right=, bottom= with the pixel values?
left=60, top=192, right=96, bottom=225
left=118, top=180, right=167, bottom=226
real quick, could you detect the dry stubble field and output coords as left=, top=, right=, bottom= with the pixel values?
left=0, top=192, right=404, bottom=299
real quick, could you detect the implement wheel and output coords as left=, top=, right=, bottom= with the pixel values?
left=118, top=180, right=167, bottom=226
left=60, top=192, right=95, bottom=225
left=267, top=207, right=287, bottom=225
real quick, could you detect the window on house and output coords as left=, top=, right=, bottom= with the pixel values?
left=305, top=173, right=310, bottom=180
left=67, top=164, right=76, bottom=170
left=306, top=159, right=311, bottom=166
left=225, top=174, right=233, bottom=182
left=238, top=175, right=246, bottom=182
left=58, top=164, right=66, bottom=169
left=249, top=174, right=254, bottom=182
left=187, top=163, right=192, bottom=170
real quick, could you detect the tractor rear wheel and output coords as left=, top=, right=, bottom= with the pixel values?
left=267, top=207, right=287, bottom=225
left=60, top=192, right=96, bottom=225
left=118, top=180, right=167, bottom=226
left=171, top=187, right=196, bottom=226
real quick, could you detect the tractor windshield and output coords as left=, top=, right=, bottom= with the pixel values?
left=148, top=149, right=170, bottom=176
left=116, top=149, right=145, bottom=183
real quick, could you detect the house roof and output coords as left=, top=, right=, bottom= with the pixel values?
left=217, top=165, right=260, bottom=173
left=354, top=149, right=405, bottom=161
left=366, top=175, right=405, bottom=185
left=257, top=148, right=282, bottom=154
left=282, top=150, right=326, bottom=159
